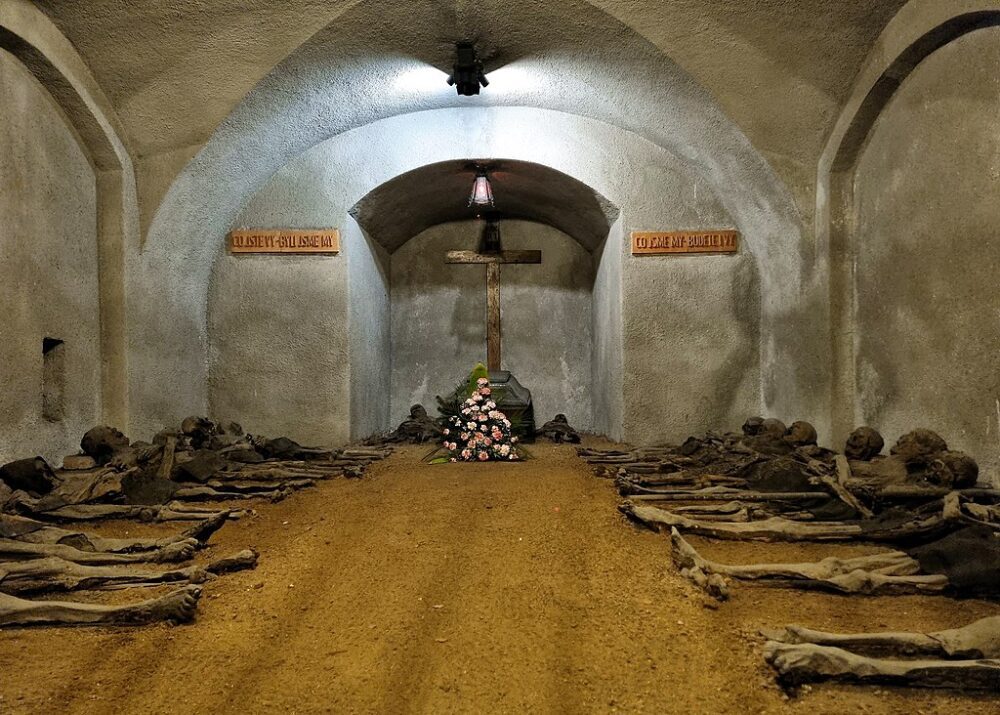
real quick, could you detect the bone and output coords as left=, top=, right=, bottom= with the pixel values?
left=0, top=585, right=202, bottom=628
left=763, top=642, right=1000, bottom=692
left=623, top=503, right=862, bottom=541
left=669, top=528, right=947, bottom=598
left=0, top=550, right=257, bottom=595
left=0, top=513, right=226, bottom=554
left=767, top=616, right=1000, bottom=659
left=621, top=501, right=955, bottom=543
left=27, top=504, right=238, bottom=523
left=626, top=489, right=830, bottom=503
left=0, top=537, right=198, bottom=565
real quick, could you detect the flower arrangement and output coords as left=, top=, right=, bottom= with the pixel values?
left=442, top=377, right=520, bottom=462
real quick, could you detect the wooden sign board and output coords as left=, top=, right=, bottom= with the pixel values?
left=631, top=230, right=739, bottom=255
left=228, top=229, right=340, bottom=255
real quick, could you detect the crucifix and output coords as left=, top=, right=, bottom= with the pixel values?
left=445, top=218, right=541, bottom=371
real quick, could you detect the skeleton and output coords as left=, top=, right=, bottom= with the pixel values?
left=80, top=426, right=163, bottom=470
left=380, top=404, right=442, bottom=444
left=0, top=457, right=58, bottom=495
left=0, top=537, right=199, bottom=565
left=15, top=502, right=244, bottom=524
left=536, top=414, right=582, bottom=444
left=0, top=585, right=202, bottom=627
left=620, top=498, right=960, bottom=543
left=0, top=418, right=390, bottom=630
left=0, top=550, right=257, bottom=595
left=763, top=616, right=1000, bottom=692
left=0, top=511, right=229, bottom=554
left=669, top=528, right=948, bottom=600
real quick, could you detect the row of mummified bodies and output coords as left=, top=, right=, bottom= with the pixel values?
left=579, top=418, right=1000, bottom=694
left=0, top=417, right=390, bottom=628
left=378, top=404, right=584, bottom=444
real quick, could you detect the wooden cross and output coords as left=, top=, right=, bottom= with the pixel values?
left=445, top=248, right=541, bottom=371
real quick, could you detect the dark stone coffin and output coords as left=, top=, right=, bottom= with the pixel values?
left=438, top=370, right=536, bottom=442
left=487, top=370, right=536, bottom=442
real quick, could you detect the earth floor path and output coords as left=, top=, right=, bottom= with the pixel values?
left=0, top=442, right=996, bottom=714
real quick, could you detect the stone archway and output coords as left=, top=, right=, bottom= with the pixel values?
left=141, top=0, right=806, bottom=442
left=819, top=0, right=1000, bottom=469
left=207, top=107, right=756, bottom=444
left=0, top=0, right=137, bottom=462
left=351, top=158, right=620, bottom=434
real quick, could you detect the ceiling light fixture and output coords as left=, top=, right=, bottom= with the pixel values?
left=468, top=167, right=495, bottom=209
left=447, top=41, right=489, bottom=96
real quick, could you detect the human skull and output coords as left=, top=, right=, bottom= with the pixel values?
left=890, top=429, right=948, bottom=465
left=784, top=421, right=818, bottom=446
left=741, top=416, right=765, bottom=436
left=759, top=418, right=787, bottom=440
left=844, top=427, right=884, bottom=461
left=927, top=450, right=979, bottom=489
left=80, top=426, right=130, bottom=465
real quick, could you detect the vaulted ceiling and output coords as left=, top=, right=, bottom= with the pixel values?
left=35, top=0, right=907, bottom=170
left=350, top=160, right=619, bottom=253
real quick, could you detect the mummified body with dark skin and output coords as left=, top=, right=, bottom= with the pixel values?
left=0, top=416, right=389, bottom=629
left=581, top=417, right=1000, bottom=694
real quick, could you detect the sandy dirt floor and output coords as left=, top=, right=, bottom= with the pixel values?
left=0, top=441, right=997, bottom=714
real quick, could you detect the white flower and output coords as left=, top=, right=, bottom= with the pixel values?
left=467, top=421, right=476, bottom=430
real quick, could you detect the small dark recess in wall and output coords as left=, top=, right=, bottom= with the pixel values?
left=42, top=337, right=65, bottom=422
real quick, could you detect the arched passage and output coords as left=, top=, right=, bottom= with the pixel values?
left=146, top=0, right=806, bottom=444
left=207, top=107, right=759, bottom=443
left=820, top=0, right=1000, bottom=475
left=349, top=159, right=619, bottom=253
left=0, top=0, right=137, bottom=463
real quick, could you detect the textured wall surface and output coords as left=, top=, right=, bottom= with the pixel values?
left=204, top=107, right=747, bottom=444
left=620, top=170, right=758, bottom=444
left=346, top=222, right=391, bottom=441
left=208, top=171, right=354, bottom=447
left=853, top=26, right=1000, bottom=477
left=136, top=0, right=811, bottom=439
left=34, top=0, right=907, bottom=232
left=391, top=221, right=594, bottom=431
left=0, top=48, right=100, bottom=465
left=591, top=220, right=624, bottom=440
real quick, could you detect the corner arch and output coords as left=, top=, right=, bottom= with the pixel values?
left=819, top=0, right=1000, bottom=444
left=0, top=0, right=138, bottom=429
